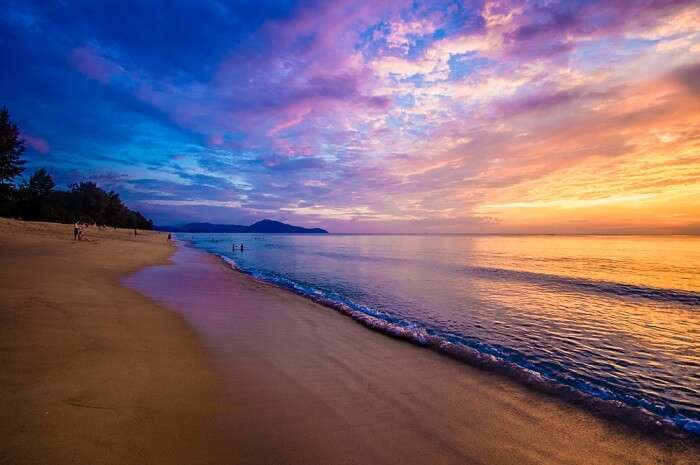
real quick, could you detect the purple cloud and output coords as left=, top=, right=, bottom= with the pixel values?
left=4, top=0, right=700, bottom=231
left=22, top=133, right=50, bottom=154
left=70, top=47, right=124, bottom=84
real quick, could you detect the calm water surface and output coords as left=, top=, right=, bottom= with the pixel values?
left=185, top=234, right=700, bottom=435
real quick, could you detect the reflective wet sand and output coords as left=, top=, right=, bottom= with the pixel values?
left=127, top=242, right=700, bottom=465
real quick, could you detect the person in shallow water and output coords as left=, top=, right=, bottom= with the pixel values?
left=240, top=243, right=244, bottom=252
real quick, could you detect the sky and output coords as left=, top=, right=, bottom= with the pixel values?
left=1, top=0, right=699, bottom=233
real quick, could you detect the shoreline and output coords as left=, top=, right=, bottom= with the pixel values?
left=128, top=239, right=699, bottom=465
left=213, top=250, right=697, bottom=441
left=0, top=219, right=235, bottom=464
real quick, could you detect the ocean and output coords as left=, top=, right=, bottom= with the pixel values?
left=184, top=233, right=700, bottom=436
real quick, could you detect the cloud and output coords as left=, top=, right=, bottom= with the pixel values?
left=673, top=61, right=700, bottom=95
left=142, top=199, right=243, bottom=208
left=22, top=133, right=50, bottom=154
left=280, top=204, right=408, bottom=221
left=2, top=0, right=699, bottom=232
left=478, top=193, right=657, bottom=211
left=70, top=46, right=124, bottom=84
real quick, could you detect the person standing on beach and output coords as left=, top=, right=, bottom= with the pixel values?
left=167, top=233, right=172, bottom=241
left=73, top=222, right=80, bottom=240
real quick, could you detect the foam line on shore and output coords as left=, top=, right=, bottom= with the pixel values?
left=216, top=253, right=699, bottom=439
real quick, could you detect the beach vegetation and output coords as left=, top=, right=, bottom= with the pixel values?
left=0, top=106, right=26, bottom=210
left=9, top=174, right=153, bottom=229
left=0, top=106, right=26, bottom=187
left=0, top=107, right=153, bottom=229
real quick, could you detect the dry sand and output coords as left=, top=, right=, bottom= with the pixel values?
left=1, top=218, right=698, bottom=465
left=0, top=219, right=234, bottom=465
left=129, top=240, right=699, bottom=465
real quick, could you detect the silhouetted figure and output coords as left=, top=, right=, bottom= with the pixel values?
left=240, top=243, right=244, bottom=252
left=167, top=233, right=172, bottom=241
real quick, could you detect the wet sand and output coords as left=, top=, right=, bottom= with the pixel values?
left=0, top=219, right=234, bottom=465
left=128, top=241, right=699, bottom=465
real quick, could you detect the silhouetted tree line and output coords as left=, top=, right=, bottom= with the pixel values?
left=0, top=106, right=153, bottom=229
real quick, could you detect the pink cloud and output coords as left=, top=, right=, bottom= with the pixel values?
left=267, top=107, right=312, bottom=136
left=22, top=134, right=50, bottom=154
left=70, top=47, right=124, bottom=84
left=208, top=134, right=224, bottom=146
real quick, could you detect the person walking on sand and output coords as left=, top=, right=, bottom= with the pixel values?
left=74, top=222, right=80, bottom=240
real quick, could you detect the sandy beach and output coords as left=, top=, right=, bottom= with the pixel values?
left=0, top=219, right=234, bottom=465
left=2, top=219, right=699, bottom=465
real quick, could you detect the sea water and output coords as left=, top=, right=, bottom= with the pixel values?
left=185, top=234, right=700, bottom=436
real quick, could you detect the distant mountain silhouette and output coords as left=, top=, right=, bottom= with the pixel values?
left=157, top=219, right=328, bottom=234
left=247, top=219, right=327, bottom=233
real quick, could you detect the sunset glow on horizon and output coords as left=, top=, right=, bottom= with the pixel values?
left=2, top=0, right=699, bottom=233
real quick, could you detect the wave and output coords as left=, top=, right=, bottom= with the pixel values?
left=464, top=266, right=700, bottom=306
left=217, top=254, right=699, bottom=438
